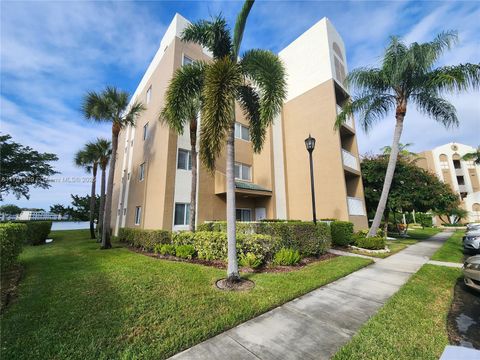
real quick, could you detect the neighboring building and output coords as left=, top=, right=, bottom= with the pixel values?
left=0, top=213, right=18, bottom=221
left=17, top=210, right=63, bottom=221
left=418, top=143, right=480, bottom=222
left=111, top=14, right=368, bottom=234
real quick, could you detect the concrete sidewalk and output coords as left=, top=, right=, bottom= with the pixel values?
left=170, top=230, right=454, bottom=360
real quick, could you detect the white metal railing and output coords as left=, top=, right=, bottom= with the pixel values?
left=336, top=105, right=354, bottom=128
left=342, top=149, right=359, bottom=170
left=458, top=184, right=468, bottom=193
left=347, top=197, right=365, bottom=216
left=455, top=168, right=464, bottom=176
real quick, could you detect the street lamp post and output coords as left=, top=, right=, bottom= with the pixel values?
left=305, top=134, right=317, bottom=224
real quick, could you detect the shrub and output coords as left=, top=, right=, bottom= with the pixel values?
left=416, top=213, right=433, bottom=228
left=273, top=248, right=301, bottom=266
left=197, top=222, right=213, bottom=232
left=175, top=245, right=195, bottom=259
left=0, top=223, right=27, bottom=271
left=193, top=231, right=229, bottom=260
left=239, top=252, right=262, bottom=269
left=118, top=228, right=171, bottom=251
left=330, top=221, right=354, bottom=246
left=155, top=244, right=176, bottom=256
left=353, top=230, right=386, bottom=250
left=172, top=231, right=195, bottom=246
left=14, top=221, right=52, bottom=245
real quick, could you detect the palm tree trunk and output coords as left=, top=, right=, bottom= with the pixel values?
left=226, top=119, right=239, bottom=282
left=189, top=118, right=197, bottom=232
left=89, top=163, right=98, bottom=239
left=368, top=112, right=405, bottom=237
left=97, top=165, right=106, bottom=242
left=102, top=126, right=119, bottom=249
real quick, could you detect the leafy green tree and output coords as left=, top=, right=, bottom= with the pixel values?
left=82, top=87, right=145, bottom=249
left=0, top=134, right=58, bottom=200
left=68, top=194, right=100, bottom=221
left=336, top=32, right=480, bottom=237
left=0, top=204, right=21, bottom=215
left=176, top=0, right=286, bottom=282
left=462, top=146, right=480, bottom=165
left=50, top=204, right=69, bottom=218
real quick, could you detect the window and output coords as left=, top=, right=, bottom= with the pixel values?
left=334, top=56, right=346, bottom=85
left=235, top=122, right=250, bottom=141
left=143, top=122, right=149, bottom=140
left=131, top=139, right=134, bottom=147
left=146, top=85, right=152, bottom=104
left=177, top=149, right=192, bottom=170
left=457, top=176, right=465, bottom=185
left=134, top=206, right=142, bottom=225
left=234, top=162, right=251, bottom=181
left=139, top=163, right=145, bottom=181
left=236, top=209, right=252, bottom=222
left=332, top=42, right=344, bottom=61
left=123, top=208, right=127, bottom=215
left=453, top=160, right=462, bottom=169
left=183, top=55, right=193, bottom=66
left=127, top=172, right=130, bottom=180
left=174, top=203, right=190, bottom=225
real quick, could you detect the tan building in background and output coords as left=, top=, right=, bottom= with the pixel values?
left=111, top=14, right=369, bottom=234
left=418, top=142, right=480, bottom=222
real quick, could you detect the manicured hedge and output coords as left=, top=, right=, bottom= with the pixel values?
left=353, top=230, right=386, bottom=250
left=330, top=221, right=354, bottom=246
left=14, top=221, right=52, bottom=245
left=0, top=223, right=27, bottom=271
left=197, top=221, right=331, bottom=256
left=118, top=228, right=171, bottom=251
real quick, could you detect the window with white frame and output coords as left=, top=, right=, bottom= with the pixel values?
left=183, top=55, right=193, bottom=66
left=236, top=208, right=252, bottom=222
left=174, top=203, right=190, bottom=226
left=234, top=162, right=251, bottom=181
left=177, top=149, right=192, bottom=170
left=143, top=122, right=149, bottom=140
left=139, top=163, right=145, bottom=181
left=134, top=206, right=142, bottom=225
left=235, top=122, right=250, bottom=141
left=146, top=85, right=152, bottom=104
left=440, top=161, right=449, bottom=169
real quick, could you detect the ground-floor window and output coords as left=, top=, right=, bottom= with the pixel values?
left=174, top=203, right=190, bottom=225
left=134, top=206, right=142, bottom=225
left=236, top=208, right=252, bottom=222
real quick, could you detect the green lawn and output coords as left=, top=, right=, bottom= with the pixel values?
left=402, top=227, right=442, bottom=240
left=333, top=264, right=461, bottom=360
left=1, top=230, right=371, bottom=360
left=431, top=230, right=465, bottom=263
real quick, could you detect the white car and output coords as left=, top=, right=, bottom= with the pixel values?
left=464, top=255, right=480, bottom=292
left=464, top=229, right=480, bottom=254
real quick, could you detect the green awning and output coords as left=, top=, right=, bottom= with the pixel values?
left=235, top=181, right=271, bottom=192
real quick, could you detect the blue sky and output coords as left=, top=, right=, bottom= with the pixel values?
left=1, top=0, right=479, bottom=209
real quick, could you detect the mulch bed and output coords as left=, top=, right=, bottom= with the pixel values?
left=1, top=264, right=23, bottom=314
left=128, top=246, right=337, bottom=273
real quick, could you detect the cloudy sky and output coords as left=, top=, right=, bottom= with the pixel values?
left=1, top=0, right=479, bottom=209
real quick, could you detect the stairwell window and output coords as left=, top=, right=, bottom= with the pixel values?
left=236, top=208, right=252, bottom=222
left=183, top=55, right=193, bottom=66
left=235, top=122, right=250, bottom=141
left=177, top=149, right=192, bottom=170
left=139, top=163, right=145, bottom=181
left=143, top=122, right=149, bottom=140
left=234, top=162, right=251, bottom=181
left=174, top=203, right=190, bottom=226
left=146, top=85, right=152, bottom=104
left=134, top=206, right=142, bottom=225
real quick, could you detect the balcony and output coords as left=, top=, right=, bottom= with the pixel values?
left=336, top=105, right=354, bottom=129
left=214, top=171, right=271, bottom=197
left=458, top=184, right=468, bottom=193
left=342, top=149, right=359, bottom=171
left=455, top=168, right=464, bottom=176
left=347, top=197, right=365, bottom=216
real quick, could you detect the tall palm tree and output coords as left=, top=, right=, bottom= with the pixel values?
left=161, top=63, right=205, bottom=232
left=74, top=145, right=98, bottom=239
left=82, top=87, right=145, bottom=249
left=462, top=146, right=480, bottom=165
left=90, top=138, right=111, bottom=241
left=381, top=142, right=420, bottom=163
left=336, top=31, right=480, bottom=237
left=178, top=0, right=286, bottom=283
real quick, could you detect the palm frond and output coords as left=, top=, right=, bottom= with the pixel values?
left=347, top=67, right=390, bottom=93
left=232, top=0, right=254, bottom=59
left=123, top=101, right=146, bottom=128
left=412, top=91, right=458, bottom=128
left=160, top=61, right=206, bottom=134
left=382, top=36, right=408, bottom=85
left=409, top=31, right=458, bottom=72
left=425, top=63, right=480, bottom=93
left=82, top=91, right=109, bottom=122
left=182, top=16, right=232, bottom=59
left=200, top=57, right=242, bottom=170
left=236, top=85, right=263, bottom=152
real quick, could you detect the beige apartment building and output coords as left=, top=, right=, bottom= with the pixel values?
left=111, top=14, right=368, bottom=234
left=418, top=143, right=480, bottom=222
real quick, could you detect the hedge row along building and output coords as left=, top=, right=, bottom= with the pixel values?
left=111, top=14, right=368, bottom=234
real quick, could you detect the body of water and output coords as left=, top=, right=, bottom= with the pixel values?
left=51, top=221, right=90, bottom=231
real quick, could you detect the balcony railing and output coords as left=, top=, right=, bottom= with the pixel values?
left=458, top=184, right=468, bottom=193
left=336, top=105, right=354, bottom=128
left=347, top=197, right=365, bottom=216
left=342, top=149, right=359, bottom=171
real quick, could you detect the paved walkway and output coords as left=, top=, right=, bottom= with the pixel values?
left=171, top=230, right=454, bottom=360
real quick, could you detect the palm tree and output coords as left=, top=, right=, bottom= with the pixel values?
left=336, top=31, right=480, bottom=237
left=161, top=62, right=205, bottom=232
left=90, top=138, right=111, bottom=241
left=74, top=145, right=98, bottom=239
left=462, top=146, right=480, bottom=165
left=82, top=87, right=145, bottom=249
left=381, top=142, right=421, bottom=163
left=178, top=0, right=286, bottom=283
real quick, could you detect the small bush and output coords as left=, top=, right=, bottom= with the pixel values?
left=0, top=223, right=27, bottom=271
left=172, top=231, right=195, bottom=246
left=330, top=221, right=354, bottom=246
left=273, top=248, right=301, bottom=266
left=416, top=213, right=433, bottom=228
left=14, top=221, right=52, bottom=245
left=197, top=222, right=213, bottom=232
left=239, top=252, right=262, bottom=269
left=155, top=244, right=176, bottom=256
left=175, top=245, right=195, bottom=259
left=118, top=228, right=171, bottom=251
left=353, top=230, right=386, bottom=250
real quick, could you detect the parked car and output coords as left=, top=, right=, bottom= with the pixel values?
left=463, top=230, right=480, bottom=254
left=466, top=223, right=480, bottom=231
left=463, top=255, right=480, bottom=292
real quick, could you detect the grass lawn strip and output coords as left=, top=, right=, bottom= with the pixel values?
left=431, top=230, right=465, bottom=263
left=333, top=264, right=461, bottom=360
left=1, top=229, right=371, bottom=360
